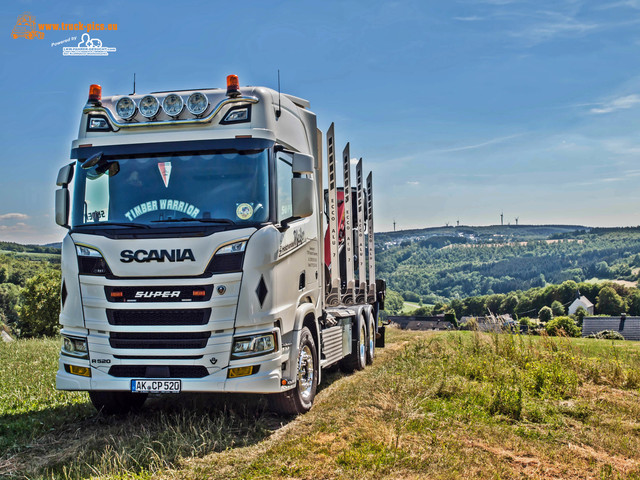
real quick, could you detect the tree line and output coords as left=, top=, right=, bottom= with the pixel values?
left=377, top=229, right=640, bottom=303
left=0, top=254, right=61, bottom=338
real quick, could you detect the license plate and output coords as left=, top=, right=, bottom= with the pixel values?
left=131, top=379, right=181, bottom=393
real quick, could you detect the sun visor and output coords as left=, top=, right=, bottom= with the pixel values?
left=71, top=138, right=274, bottom=160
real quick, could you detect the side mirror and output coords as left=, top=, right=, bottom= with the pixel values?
left=291, top=177, right=314, bottom=218
left=55, top=188, right=70, bottom=228
left=56, top=163, right=74, bottom=187
left=55, top=163, right=74, bottom=229
left=292, top=153, right=314, bottom=174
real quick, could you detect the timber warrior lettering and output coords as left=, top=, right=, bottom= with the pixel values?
left=120, top=249, right=195, bottom=263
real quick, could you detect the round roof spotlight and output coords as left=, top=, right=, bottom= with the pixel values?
left=115, top=96, right=136, bottom=120
left=139, top=95, right=160, bottom=118
left=186, top=92, right=208, bottom=116
left=162, top=93, right=183, bottom=117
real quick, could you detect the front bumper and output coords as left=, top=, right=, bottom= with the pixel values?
left=56, top=349, right=291, bottom=394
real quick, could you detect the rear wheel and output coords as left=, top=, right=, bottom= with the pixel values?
left=269, top=326, right=318, bottom=416
left=340, top=313, right=366, bottom=373
left=89, top=391, right=148, bottom=415
left=366, top=311, right=376, bottom=365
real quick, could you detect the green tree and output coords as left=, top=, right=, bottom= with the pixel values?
left=499, top=294, right=519, bottom=316
left=0, top=282, right=21, bottom=326
left=444, top=310, right=458, bottom=328
left=538, top=306, right=553, bottom=323
left=573, top=306, right=587, bottom=327
left=16, top=270, right=61, bottom=338
left=551, top=300, right=565, bottom=316
left=626, top=290, right=640, bottom=316
left=595, top=286, right=625, bottom=315
left=0, top=265, right=8, bottom=284
left=545, top=316, right=581, bottom=337
left=432, top=302, right=447, bottom=315
left=384, top=289, right=404, bottom=315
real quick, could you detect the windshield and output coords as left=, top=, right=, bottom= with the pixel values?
left=71, top=150, right=269, bottom=228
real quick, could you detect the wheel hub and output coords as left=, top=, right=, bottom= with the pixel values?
left=297, top=345, right=314, bottom=401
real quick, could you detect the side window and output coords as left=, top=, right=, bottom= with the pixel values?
left=276, top=154, right=293, bottom=222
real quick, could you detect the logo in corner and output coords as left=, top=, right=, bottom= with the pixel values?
left=63, top=33, right=116, bottom=56
left=12, top=12, right=43, bottom=40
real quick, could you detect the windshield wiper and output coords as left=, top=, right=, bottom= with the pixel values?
left=75, top=222, right=151, bottom=229
left=151, top=217, right=236, bottom=225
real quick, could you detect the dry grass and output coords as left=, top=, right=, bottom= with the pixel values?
left=2, top=329, right=640, bottom=479
left=162, top=330, right=640, bottom=480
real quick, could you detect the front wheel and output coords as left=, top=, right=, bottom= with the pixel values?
left=269, top=326, right=318, bottom=416
left=89, top=391, right=147, bottom=415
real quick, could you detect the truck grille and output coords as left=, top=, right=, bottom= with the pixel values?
left=106, top=308, right=210, bottom=326
left=105, top=285, right=213, bottom=303
left=109, top=331, right=211, bottom=349
left=108, top=365, right=209, bottom=378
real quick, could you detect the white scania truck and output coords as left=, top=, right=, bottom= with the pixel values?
left=55, top=75, right=386, bottom=414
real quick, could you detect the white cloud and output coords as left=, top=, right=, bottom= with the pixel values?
left=598, top=0, right=640, bottom=9
left=454, top=16, right=484, bottom=21
left=0, top=222, right=30, bottom=231
left=407, top=181, right=420, bottom=185
left=510, top=15, right=598, bottom=45
left=0, top=213, right=29, bottom=221
left=590, top=94, right=640, bottom=114
left=426, top=133, right=524, bottom=154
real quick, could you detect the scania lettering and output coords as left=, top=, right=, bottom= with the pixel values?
left=55, top=75, right=386, bottom=415
left=119, top=248, right=196, bottom=263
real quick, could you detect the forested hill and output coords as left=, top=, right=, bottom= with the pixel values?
left=376, top=224, right=587, bottom=249
left=376, top=225, right=640, bottom=303
left=0, top=241, right=61, bottom=255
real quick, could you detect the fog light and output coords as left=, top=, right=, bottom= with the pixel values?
left=227, top=366, right=257, bottom=378
left=67, top=365, right=91, bottom=377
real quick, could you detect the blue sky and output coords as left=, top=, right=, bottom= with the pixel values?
left=1, top=0, right=640, bottom=244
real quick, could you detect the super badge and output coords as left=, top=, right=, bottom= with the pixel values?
left=236, top=203, right=254, bottom=220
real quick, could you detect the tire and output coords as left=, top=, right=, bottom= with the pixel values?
left=366, top=311, right=376, bottom=365
left=340, top=313, right=366, bottom=373
left=89, top=391, right=148, bottom=415
left=269, top=326, right=318, bottom=416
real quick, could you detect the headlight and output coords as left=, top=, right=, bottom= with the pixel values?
left=162, top=94, right=183, bottom=117
left=231, top=332, right=277, bottom=359
left=115, top=97, right=136, bottom=119
left=139, top=95, right=160, bottom=118
left=216, top=241, right=246, bottom=255
left=76, top=244, right=112, bottom=276
left=205, top=240, right=246, bottom=274
left=76, top=245, right=102, bottom=257
left=62, top=335, right=89, bottom=359
left=186, top=92, right=208, bottom=115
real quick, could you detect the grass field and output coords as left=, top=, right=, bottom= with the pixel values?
left=400, top=301, right=435, bottom=314
left=1, top=329, right=639, bottom=479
